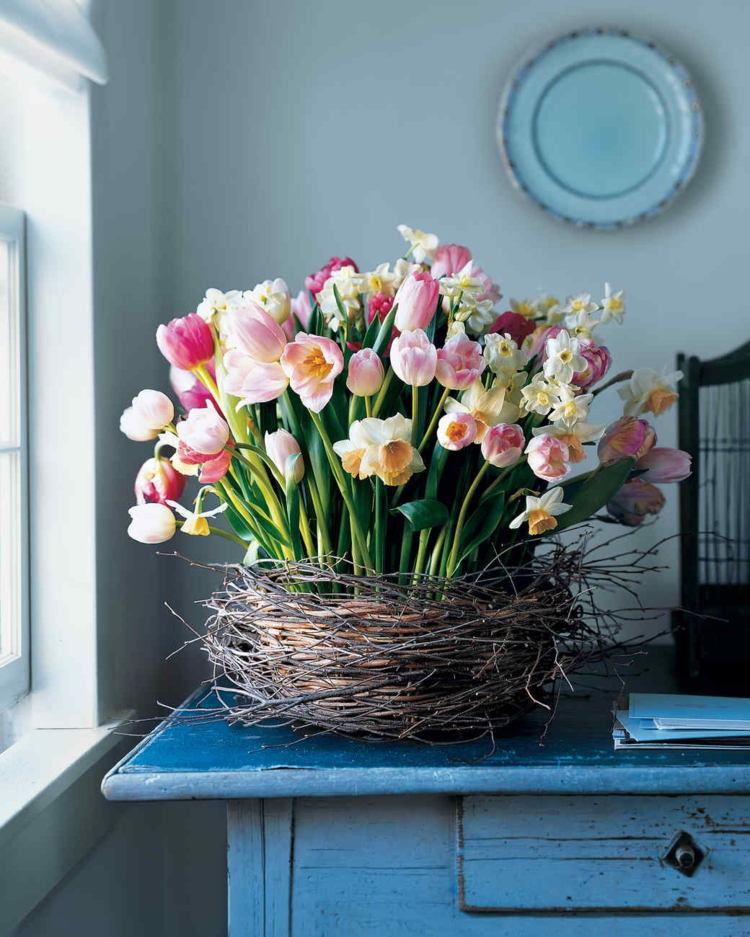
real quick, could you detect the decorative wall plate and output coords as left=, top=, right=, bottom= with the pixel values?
left=498, top=29, right=703, bottom=229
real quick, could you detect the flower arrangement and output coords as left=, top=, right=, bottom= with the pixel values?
left=121, top=224, right=690, bottom=581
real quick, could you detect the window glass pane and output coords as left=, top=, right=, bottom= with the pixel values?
left=0, top=451, right=21, bottom=661
left=0, top=240, right=16, bottom=445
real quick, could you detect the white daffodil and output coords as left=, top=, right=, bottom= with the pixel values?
left=244, top=279, right=291, bottom=324
left=166, top=499, right=228, bottom=536
left=509, top=487, right=572, bottom=536
left=397, top=224, right=439, bottom=263
left=493, top=369, right=527, bottom=393
left=318, top=265, right=365, bottom=327
left=532, top=420, right=605, bottom=463
left=447, top=319, right=467, bottom=338
left=543, top=330, right=587, bottom=384
left=391, top=257, right=420, bottom=289
left=509, top=298, right=536, bottom=319
left=558, top=293, right=599, bottom=319
left=196, top=288, right=243, bottom=324
left=444, top=379, right=519, bottom=443
left=439, top=261, right=487, bottom=304
left=564, top=307, right=600, bottom=340
left=548, top=385, right=594, bottom=428
left=483, top=332, right=527, bottom=376
left=455, top=297, right=498, bottom=336
left=531, top=294, right=561, bottom=317
left=520, top=374, right=560, bottom=416
left=618, top=367, right=683, bottom=417
left=601, top=283, right=625, bottom=324
left=333, top=414, right=425, bottom=486
left=361, top=262, right=398, bottom=298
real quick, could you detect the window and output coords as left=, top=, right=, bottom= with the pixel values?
left=0, top=203, right=27, bottom=713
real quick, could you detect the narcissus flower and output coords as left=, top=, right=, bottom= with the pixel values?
left=127, top=503, right=176, bottom=543
left=333, top=415, right=425, bottom=486
left=607, top=478, right=665, bottom=526
left=598, top=416, right=656, bottom=465
left=558, top=293, right=598, bottom=319
left=196, top=288, right=242, bottom=324
left=635, top=447, right=692, bottom=483
left=548, top=385, right=594, bottom=428
left=483, top=332, right=526, bottom=377
left=437, top=412, right=477, bottom=451
left=135, top=457, right=187, bottom=505
left=520, top=374, right=560, bottom=417
left=543, top=330, right=586, bottom=384
left=393, top=270, right=440, bottom=332
left=280, top=333, right=344, bottom=412
left=436, top=333, right=485, bottom=390
left=176, top=404, right=230, bottom=455
left=245, top=278, right=291, bottom=324
left=347, top=348, right=385, bottom=397
left=481, top=423, right=525, bottom=468
left=600, top=283, right=625, bottom=324
left=526, top=434, right=571, bottom=481
left=265, top=429, right=305, bottom=483
left=390, top=329, right=438, bottom=387
left=120, top=389, right=174, bottom=441
left=509, top=298, right=536, bottom=319
left=618, top=368, right=683, bottom=417
left=509, top=487, right=572, bottom=536
left=397, top=224, right=439, bottom=263
left=156, top=313, right=214, bottom=371
left=167, top=499, right=229, bottom=537
left=444, top=379, right=519, bottom=443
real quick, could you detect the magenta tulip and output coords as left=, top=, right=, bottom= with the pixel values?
left=488, top=311, right=536, bottom=346
left=571, top=340, right=612, bottom=389
left=135, top=457, right=187, bottom=505
left=156, top=313, right=214, bottom=371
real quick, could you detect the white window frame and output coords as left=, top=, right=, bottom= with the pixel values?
left=0, top=202, right=27, bottom=713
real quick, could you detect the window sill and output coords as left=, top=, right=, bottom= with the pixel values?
left=0, top=713, right=132, bottom=935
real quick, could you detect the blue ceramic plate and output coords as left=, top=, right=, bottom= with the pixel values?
left=498, top=29, right=703, bottom=228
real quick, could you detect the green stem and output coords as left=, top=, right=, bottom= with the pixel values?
left=411, top=385, right=419, bottom=445
left=413, top=528, right=430, bottom=579
left=372, top=368, right=395, bottom=417
left=446, top=461, right=490, bottom=576
left=298, top=505, right=316, bottom=558
left=206, top=525, right=248, bottom=548
left=428, top=526, right=447, bottom=578
left=418, top=386, right=450, bottom=453
left=365, top=396, right=373, bottom=418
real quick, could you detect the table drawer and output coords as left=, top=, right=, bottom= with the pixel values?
left=458, top=795, right=750, bottom=913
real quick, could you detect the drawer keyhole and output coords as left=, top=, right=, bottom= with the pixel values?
left=663, top=831, right=706, bottom=878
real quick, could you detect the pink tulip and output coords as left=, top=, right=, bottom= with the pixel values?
left=290, top=290, right=312, bottom=329
left=224, top=300, right=287, bottom=363
left=119, top=389, right=174, bottom=441
left=198, top=447, right=232, bottom=483
left=390, top=329, right=438, bottom=387
left=571, top=340, right=612, bottom=389
left=176, top=403, right=229, bottom=455
left=524, top=325, right=563, bottom=361
left=607, top=478, right=665, bottom=526
left=280, top=333, right=344, bottom=412
left=431, top=244, right=472, bottom=279
left=437, top=412, right=477, bottom=451
left=598, top=416, right=656, bottom=465
left=393, top=271, right=440, bottom=332
left=156, top=313, right=214, bottom=370
left=488, top=311, right=536, bottom=345
left=435, top=333, right=485, bottom=390
left=635, top=447, right=692, bottom=483
left=347, top=348, right=385, bottom=397
left=265, top=429, right=305, bottom=482
left=127, top=503, right=176, bottom=544
left=471, top=263, right=501, bottom=305
left=135, top=457, right=187, bottom=505
left=367, top=292, right=395, bottom=325
left=224, top=351, right=289, bottom=405
left=305, top=256, right=359, bottom=297
left=482, top=423, right=525, bottom=467
left=526, top=434, right=571, bottom=481
left=170, top=362, right=217, bottom=413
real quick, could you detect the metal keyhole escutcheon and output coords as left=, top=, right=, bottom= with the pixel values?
left=663, top=831, right=706, bottom=878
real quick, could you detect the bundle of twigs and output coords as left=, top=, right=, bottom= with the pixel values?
left=189, top=532, right=658, bottom=742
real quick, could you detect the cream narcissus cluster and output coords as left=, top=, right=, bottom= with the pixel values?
left=119, top=225, right=691, bottom=578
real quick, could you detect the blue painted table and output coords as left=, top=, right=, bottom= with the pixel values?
left=103, top=650, right=750, bottom=936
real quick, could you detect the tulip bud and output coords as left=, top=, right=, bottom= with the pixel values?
left=156, top=313, right=214, bottom=370
left=347, top=348, right=385, bottom=397
left=120, top=389, right=174, bottom=441
left=265, top=429, right=305, bottom=483
left=607, top=478, right=665, bottom=526
left=430, top=244, right=472, bottom=279
left=135, top=457, right=187, bottom=505
left=526, top=434, right=571, bottom=481
left=571, top=340, right=612, bottom=389
left=635, top=447, right=692, bottom=483
left=127, top=503, right=176, bottom=543
left=481, top=423, right=525, bottom=467
left=390, top=329, right=438, bottom=387
left=224, top=300, right=287, bottom=363
left=393, top=271, right=440, bottom=332
left=598, top=416, right=656, bottom=465
left=437, top=412, right=477, bottom=451
left=435, top=334, right=485, bottom=390
left=176, top=404, right=230, bottom=455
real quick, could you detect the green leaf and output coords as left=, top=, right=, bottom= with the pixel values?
left=307, top=301, right=324, bottom=337
left=284, top=454, right=303, bottom=558
left=370, top=304, right=398, bottom=356
left=454, top=493, right=508, bottom=569
left=425, top=442, right=449, bottom=500
left=393, top=498, right=449, bottom=532
left=332, top=283, right=348, bottom=334
left=555, top=458, right=636, bottom=531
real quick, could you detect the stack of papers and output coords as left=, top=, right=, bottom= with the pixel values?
left=613, top=693, right=750, bottom=750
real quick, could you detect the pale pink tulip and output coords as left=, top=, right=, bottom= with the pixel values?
left=390, top=329, right=437, bottom=387
left=526, top=434, right=571, bottom=481
left=571, top=340, right=612, bottom=389
left=119, top=389, right=174, bottom=441
left=176, top=404, right=229, bottom=455
left=431, top=244, right=472, bottom=279
left=437, top=412, right=477, bottom=451
left=198, top=448, right=232, bottom=483
left=265, top=429, right=304, bottom=482
left=481, top=423, right=525, bottom=467
left=224, top=300, right=287, bottom=363
left=224, top=350, right=289, bottom=405
left=635, top=447, right=692, bottom=483
left=135, top=457, right=187, bottom=505
left=393, top=271, right=440, bottom=332
left=170, top=363, right=217, bottom=413
left=347, top=348, right=385, bottom=397
left=156, top=313, right=214, bottom=370
left=280, top=333, right=344, bottom=412
left=598, top=416, right=656, bottom=465
left=607, top=478, right=665, bottom=526
left=127, top=503, right=176, bottom=543
left=290, top=289, right=312, bottom=330
left=435, top=334, right=485, bottom=390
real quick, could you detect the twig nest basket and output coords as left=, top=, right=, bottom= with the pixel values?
left=201, top=547, right=609, bottom=742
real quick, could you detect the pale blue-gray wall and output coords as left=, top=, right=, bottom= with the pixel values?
left=14, top=0, right=750, bottom=934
